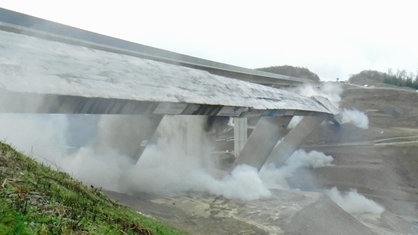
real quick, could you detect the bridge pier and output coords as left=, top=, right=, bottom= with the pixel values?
left=235, top=115, right=326, bottom=171
left=93, top=114, right=327, bottom=172
left=233, top=117, right=248, bottom=157
left=92, top=115, right=163, bottom=160
left=262, top=115, right=325, bottom=169
left=135, top=115, right=210, bottom=163
left=235, top=116, right=292, bottom=170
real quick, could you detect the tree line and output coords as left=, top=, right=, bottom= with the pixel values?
left=257, top=65, right=320, bottom=82
left=349, top=70, right=418, bottom=89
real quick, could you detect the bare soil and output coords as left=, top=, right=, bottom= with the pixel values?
left=300, top=83, right=418, bottom=219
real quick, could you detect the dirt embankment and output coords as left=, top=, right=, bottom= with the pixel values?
left=298, top=83, right=418, bottom=219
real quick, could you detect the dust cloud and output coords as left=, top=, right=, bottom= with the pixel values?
left=0, top=114, right=273, bottom=200
left=260, top=150, right=334, bottom=189
left=340, top=108, right=369, bottom=129
left=292, top=82, right=370, bottom=129
left=0, top=113, right=360, bottom=203
left=325, top=187, right=385, bottom=215
left=117, top=115, right=271, bottom=200
left=292, top=82, right=343, bottom=106
left=0, top=114, right=339, bottom=202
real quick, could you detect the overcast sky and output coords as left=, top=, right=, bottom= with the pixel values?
left=2, top=0, right=417, bottom=81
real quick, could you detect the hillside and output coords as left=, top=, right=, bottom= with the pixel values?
left=300, top=81, right=418, bottom=220
left=349, top=70, right=418, bottom=89
left=257, top=65, right=320, bottom=82
left=0, top=142, right=185, bottom=235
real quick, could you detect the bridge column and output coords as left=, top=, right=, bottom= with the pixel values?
left=92, top=115, right=163, bottom=161
left=262, top=115, right=325, bottom=169
left=235, top=116, right=292, bottom=170
left=233, top=117, right=248, bottom=157
left=137, top=115, right=209, bottom=162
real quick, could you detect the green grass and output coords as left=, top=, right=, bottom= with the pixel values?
left=0, top=142, right=186, bottom=235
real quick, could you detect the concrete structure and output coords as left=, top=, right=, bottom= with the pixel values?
left=0, top=8, right=339, bottom=169
left=233, top=118, right=248, bottom=157
left=0, top=8, right=307, bottom=87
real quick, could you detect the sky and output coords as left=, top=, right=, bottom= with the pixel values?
left=1, top=0, right=417, bottom=81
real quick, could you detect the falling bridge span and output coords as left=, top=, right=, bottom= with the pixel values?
left=0, top=8, right=338, bottom=170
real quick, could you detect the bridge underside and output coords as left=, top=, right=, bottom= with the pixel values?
left=89, top=114, right=330, bottom=171
left=0, top=89, right=334, bottom=170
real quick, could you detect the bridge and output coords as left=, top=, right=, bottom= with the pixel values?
left=0, top=8, right=339, bottom=171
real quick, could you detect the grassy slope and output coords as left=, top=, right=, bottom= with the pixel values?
left=0, top=142, right=185, bottom=235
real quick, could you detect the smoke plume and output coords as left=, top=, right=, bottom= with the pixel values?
left=325, top=187, right=385, bottom=215
left=0, top=114, right=68, bottom=161
left=0, top=114, right=337, bottom=201
left=260, top=150, right=334, bottom=189
left=292, top=82, right=343, bottom=106
left=340, top=108, right=369, bottom=129
left=0, top=114, right=273, bottom=200
left=292, top=82, right=370, bottom=129
left=118, top=116, right=271, bottom=200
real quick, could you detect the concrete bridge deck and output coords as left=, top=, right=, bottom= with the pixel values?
left=0, top=23, right=335, bottom=117
left=0, top=8, right=307, bottom=87
left=0, top=8, right=339, bottom=170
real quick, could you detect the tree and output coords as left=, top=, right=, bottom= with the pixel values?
left=257, top=65, right=320, bottom=82
left=349, top=69, right=417, bottom=89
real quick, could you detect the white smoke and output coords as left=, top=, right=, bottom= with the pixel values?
left=0, top=114, right=68, bottom=161
left=215, top=165, right=271, bottom=200
left=286, top=150, right=334, bottom=168
left=292, top=82, right=343, bottom=107
left=341, top=108, right=369, bottom=129
left=119, top=116, right=271, bottom=200
left=0, top=114, right=337, bottom=201
left=260, top=150, right=334, bottom=189
left=0, top=114, right=132, bottom=191
left=0, top=114, right=273, bottom=200
left=292, top=82, right=370, bottom=130
left=325, top=187, right=385, bottom=215
left=62, top=147, right=133, bottom=191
